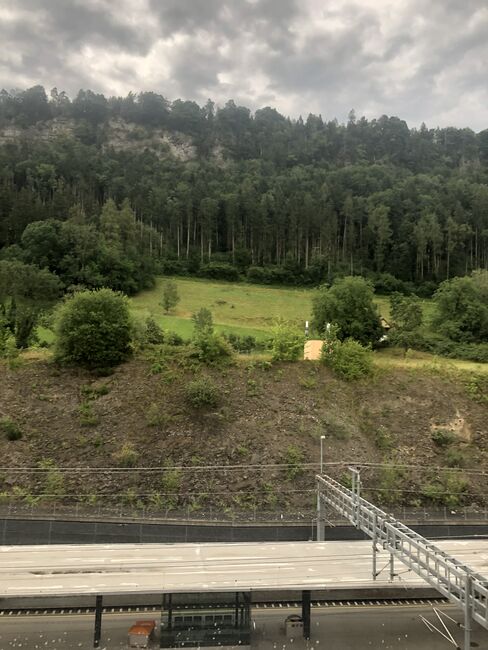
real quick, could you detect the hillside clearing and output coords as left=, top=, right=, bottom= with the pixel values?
left=130, top=276, right=434, bottom=336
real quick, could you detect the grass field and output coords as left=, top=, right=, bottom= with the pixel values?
left=130, top=276, right=435, bottom=339
left=130, top=277, right=316, bottom=339
left=375, top=348, right=488, bottom=375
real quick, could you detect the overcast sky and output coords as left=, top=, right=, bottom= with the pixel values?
left=1, top=0, right=487, bottom=130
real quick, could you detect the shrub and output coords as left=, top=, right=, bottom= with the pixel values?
left=165, top=330, right=184, bottom=346
left=269, top=320, right=304, bottom=361
left=145, top=317, right=165, bottom=344
left=54, top=288, right=132, bottom=369
left=284, top=445, right=304, bottom=479
left=432, top=270, right=488, bottom=344
left=223, top=333, right=264, bottom=354
left=321, top=338, right=373, bottom=381
left=5, top=335, right=22, bottom=368
left=376, top=466, right=404, bottom=506
left=185, top=378, right=220, bottom=408
left=445, top=448, right=468, bottom=468
left=198, top=262, right=240, bottom=282
left=414, top=333, right=488, bottom=363
left=431, top=429, right=454, bottom=447
left=78, top=401, right=100, bottom=427
left=192, top=308, right=213, bottom=333
left=39, top=459, right=65, bottom=501
left=113, top=443, right=139, bottom=467
left=0, top=417, right=22, bottom=441
left=246, top=265, right=295, bottom=285
left=191, top=308, right=233, bottom=363
left=191, top=332, right=233, bottom=364
left=372, top=273, right=412, bottom=295
left=160, top=281, right=180, bottom=313
left=312, top=276, right=382, bottom=346
left=421, top=473, right=469, bottom=507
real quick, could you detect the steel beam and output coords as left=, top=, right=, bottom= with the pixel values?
left=93, top=595, right=102, bottom=649
left=302, top=589, right=311, bottom=639
left=317, top=473, right=488, bottom=648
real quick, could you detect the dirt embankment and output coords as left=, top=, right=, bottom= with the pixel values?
left=0, top=354, right=487, bottom=512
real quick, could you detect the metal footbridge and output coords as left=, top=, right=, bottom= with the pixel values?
left=317, top=471, right=488, bottom=649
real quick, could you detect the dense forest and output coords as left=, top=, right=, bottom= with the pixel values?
left=1, top=85, right=488, bottom=293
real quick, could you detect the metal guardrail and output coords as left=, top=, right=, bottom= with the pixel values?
left=317, top=473, right=488, bottom=649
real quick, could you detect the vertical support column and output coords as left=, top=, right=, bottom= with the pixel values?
left=349, top=467, right=361, bottom=529
left=167, top=593, right=173, bottom=631
left=389, top=553, right=395, bottom=582
left=464, top=574, right=472, bottom=650
left=372, top=512, right=377, bottom=581
left=302, top=590, right=311, bottom=640
left=235, top=592, right=240, bottom=629
left=316, top=486, right=324, bottom=542
left=93, top=595, right=103, bottom=649
left=161, top=594, right=166, bottom=650
left=372, top=539, right=377, bottom=581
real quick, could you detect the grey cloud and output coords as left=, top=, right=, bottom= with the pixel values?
left=4, top=0, right=151, bottom=53
left=262, top=7, right=380, bottom=94
left=169, top=40, right=230, bottom=98
left=1, top=0, right=488, bottom=129
left=150, top=0, right=298, bottom=41
left=149, top=0, right=226, bottom=35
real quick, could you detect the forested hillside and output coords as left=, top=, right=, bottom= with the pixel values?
left=1, top=85, right=488, bottom=290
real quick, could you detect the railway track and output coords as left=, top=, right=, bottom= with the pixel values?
left=0, top=597, right=450, bottom=617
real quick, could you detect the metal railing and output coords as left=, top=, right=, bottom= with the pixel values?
left=317, top=473, right=488, bottom=649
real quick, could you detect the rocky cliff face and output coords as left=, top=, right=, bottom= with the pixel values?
left=0, top=117, right=198, bottom=161
left=104, top=118, right=197, bottom=161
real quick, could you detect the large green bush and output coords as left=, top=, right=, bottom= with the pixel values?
left=54, top=288, right=132, bottom=368
left=432, top=270, right=488, bottom=343
left=321, top=338, right=373, bottom=381
left=312, top=276, right=382, bottom=346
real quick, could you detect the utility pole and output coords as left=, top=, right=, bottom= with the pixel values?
left=316, top=436, right=326, bottom=541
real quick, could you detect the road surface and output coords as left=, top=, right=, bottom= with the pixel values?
left=1, top=539, right=488, bottom=597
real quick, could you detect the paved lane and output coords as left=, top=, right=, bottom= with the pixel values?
left=1, top=540, right=488, bottom=597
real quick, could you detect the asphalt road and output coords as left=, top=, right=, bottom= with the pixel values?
left=1, top=606, right=488, bottom=649
left=2, top=539, right=488, bottom=597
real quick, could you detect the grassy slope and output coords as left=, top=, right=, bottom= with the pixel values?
left=130, top=277, right=315, bottom=339
left=131, top=276, right=436, bottom=338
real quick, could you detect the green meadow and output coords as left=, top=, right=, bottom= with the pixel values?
left=129, top=276, right=434, bottom=339
left=130, top=277, right=316, bottom=339
left=37, top=276, right=436, bottom=345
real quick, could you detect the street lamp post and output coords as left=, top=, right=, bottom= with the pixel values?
left=320, top=435, right=325, bottom=475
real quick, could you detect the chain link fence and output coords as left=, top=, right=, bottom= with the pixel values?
left=1, top=501, right=488, bottom=524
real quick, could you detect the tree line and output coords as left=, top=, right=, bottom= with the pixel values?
left=1, top=86, right=488, bottom=292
